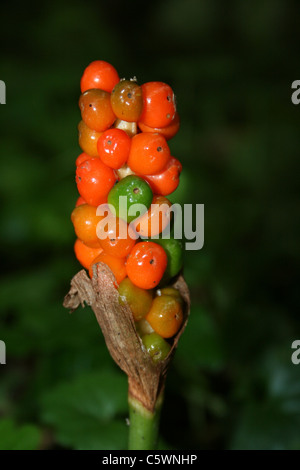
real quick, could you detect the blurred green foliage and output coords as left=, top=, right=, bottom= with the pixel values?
left=0, top=0, right=300, bottom=450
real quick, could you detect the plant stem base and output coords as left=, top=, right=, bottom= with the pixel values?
left=128, top=393, right=164, bottom=450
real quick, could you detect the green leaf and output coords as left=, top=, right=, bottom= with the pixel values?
left=41, top=370, right=128, bottom=450
left=0, top=419, right=41, bottom=450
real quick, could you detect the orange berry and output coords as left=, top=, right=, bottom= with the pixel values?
left=97, top=215, right=136, bottom=258
left=97, top=128, right=131, bottom=169
left=75, top=196, right=87, bottom=207
left=76, top=158, right=116, bottom=207
left=89, top=252, right=127, bottom=285
left=139, top=82, right=176, bottom=129
left=118, top=277, right=153, bottom=321
left=132, top=195, right=172, bottom=238
left=138, top=112, right=180, bottom=140
left=76, top=152, right=93, bottom=167
left=81, top=60, right=120, bottom=94
left=126, top=242, right=167, bottom=289
left=71, top=203, right=104, bottom=248
left=111, top=80, right=143, bottom=122
left=127, top=132, right=170, bottom=175
left=79, top=89, right=116, bottom=133
left=74, top=238, right=103, bottom=270
left=146, top=294, right=183, bottom=338
left=78, top=120, right=103, bottom=157
left=144, top=157, right=182, bottom=196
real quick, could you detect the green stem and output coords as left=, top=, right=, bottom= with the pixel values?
left=128, top=393, right=163, bottom=450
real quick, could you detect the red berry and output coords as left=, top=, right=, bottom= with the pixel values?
left=76, top=152, right=92, bottom=167
left=74, top=238, right=103, bottom=269
left=80, top=60, right=120, bottom=93
left=127, top=132, right=170, bottom=175
left=75, top=196, right=87, bottom=207
left=76, top=158, right=116, bottom=206
left=144, top=157, right=182, bottom=196
left=126, top=241, right=167, bottom=289
left=97, top=128, right=131, bottom=169
left=138, top=82, right=176, bottom=129
left=138, top=112, right=180, bottom=140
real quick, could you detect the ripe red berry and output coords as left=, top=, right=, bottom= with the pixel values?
left=97, top=128, right=131, bottom=169
left=74, top=238, right=103, bottom=269
left=138, top=112, right=180, bottom=140
left=138, top=82, right=176, bottom=129
left=76, top=152, right=92, bottom=167
left=97, top=215, right=136, bottom=258
left=80, top=60, right=120, bottom=93
left=126, top=242, right=167, bottom=289
left=89, top=252, right=127, bottom=285
left=144, top=157, right=182, bottom=196
left=76, top=158, right=116, bottom=206
left=75, top=196, right=87, bottom=207
left=127, top=132, right=170, bottom=175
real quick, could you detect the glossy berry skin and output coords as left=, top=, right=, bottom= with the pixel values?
left=74, top=238, right=103, bottom=270
left=133, top=195, right=172, bottom=238
left=79, top=89, right=116, bottom=133
left=76, top=152, right=92, bottom=167
left=144, top=157, right=182, bottom=196
left=78, top=120, right=103, bottom=157
left=127, top=132, right=170, bottom=175
left=107, top=175, right=153, bottom=223
left=97, top=128, right=131, bottom=169
left=139, top=82, right=176, bottom=129
left=97, top=215, right=136, bottom=258
left=76, top=158, right=116, bottom=207
left=138, top=112, right=180, bottom=141
left=89, top=252, right=127, bottom=285
left=146, top=294, right=183, bottom=338
left=80, top=60, right=120, bottom=93
left=126, top=241, right=167, bottom=289
left=111, top=80, right=143, bottom=122
left=136, top=318, right=154, bottom=336
left=75, top=196, right=87, bottom=207
left=118, top=277, right=153, bottom=321
left=157, top=286, right=183, bottom=304
left=142, top=332, right=171, bottom=363
left=71, top=204, right=103, bottom=248
left=150, top=237, right=183, bottom=282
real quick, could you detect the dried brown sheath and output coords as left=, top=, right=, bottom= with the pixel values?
left=63, top=262, right=190, bottom=412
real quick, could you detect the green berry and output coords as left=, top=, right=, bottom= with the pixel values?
left=142, top=332, right=171, bottom=363
left=118, top=278, right=153, bottom=321
left=108, top=175, right=153, bottom=223
left=146, top=237, right=183, bottom=283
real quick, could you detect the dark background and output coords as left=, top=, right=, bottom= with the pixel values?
left=0, top=0, right=300, bottom=450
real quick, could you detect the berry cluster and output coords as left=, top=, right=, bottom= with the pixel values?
left=71, top=60, right=184, bottom=363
